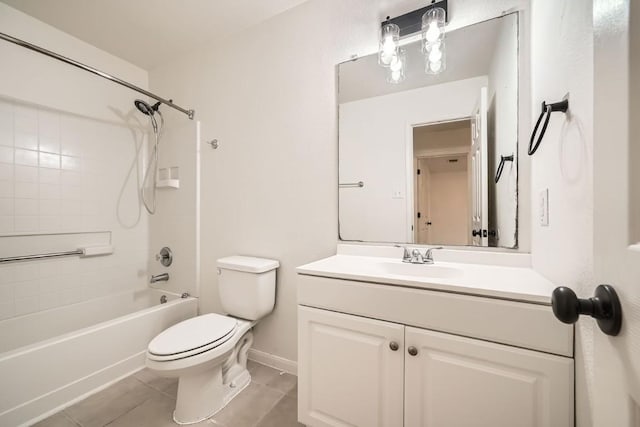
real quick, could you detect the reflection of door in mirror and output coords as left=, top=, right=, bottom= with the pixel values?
left=413, top=120, right=472, bottom=246
left=471, top=87, right=489, bottom=246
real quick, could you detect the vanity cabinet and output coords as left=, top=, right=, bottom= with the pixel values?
left=297, top=274, right=575, bottom=427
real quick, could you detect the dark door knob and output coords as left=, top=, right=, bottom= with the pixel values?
left=408, top=346, right=418, bottom=356
left=389, top=341, right=399, bottom=351
left=472, top=229, right=481, bottom=237
left=551, top=285, right=622, bottom=336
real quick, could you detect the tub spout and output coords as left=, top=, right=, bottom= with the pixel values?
left=150, top=273, right=169, bottom=284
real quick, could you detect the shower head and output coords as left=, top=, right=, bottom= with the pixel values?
left=134, top=99, right=161, bottom=116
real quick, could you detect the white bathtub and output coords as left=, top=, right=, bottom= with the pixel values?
left=0, top=289, right=197, bottom=426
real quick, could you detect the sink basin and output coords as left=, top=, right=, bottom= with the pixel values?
left=376, top=262, right=462, bottom=279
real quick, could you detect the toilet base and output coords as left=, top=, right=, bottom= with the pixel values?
left=170, top=330, right=255, bottom=425
left=173, top=368, right=251, bottom=425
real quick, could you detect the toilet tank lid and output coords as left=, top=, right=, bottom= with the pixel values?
left=217, top=256, right=279, bottom=273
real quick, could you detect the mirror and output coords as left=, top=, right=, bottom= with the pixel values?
left=338, top=13, right=519, bottom=248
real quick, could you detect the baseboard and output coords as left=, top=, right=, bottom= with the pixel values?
left=248, top=348, right=297, bottom=375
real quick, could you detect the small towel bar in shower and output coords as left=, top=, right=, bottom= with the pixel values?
left=0, top=245, right=114, bottom=263
left=339, top=181, right=364, bottom=188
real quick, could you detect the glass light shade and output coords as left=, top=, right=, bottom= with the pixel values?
left=387, top=48, right=406, bottom=83
left=425, top=41, right=446, bottom=74
left=421, top=7, right=446, bottom=49
left=379, top=23, right=400, bottom=67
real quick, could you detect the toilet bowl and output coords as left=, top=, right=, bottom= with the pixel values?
left=145, top=256, right=279, bottom=425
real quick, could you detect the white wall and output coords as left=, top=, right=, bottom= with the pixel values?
left=339, top=77, right=486, bottom=243
left=487, top=14, right=519, bottom=247
left=0, top=4, right=151, bottom=323
left=149, top=0, right=530, bottom=365
left=529, top=0, right=594, bottom=426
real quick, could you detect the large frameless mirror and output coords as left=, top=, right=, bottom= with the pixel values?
left=338, top=13, right=519, bottom=248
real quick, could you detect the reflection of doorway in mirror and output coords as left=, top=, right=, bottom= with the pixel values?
left=413, top=119, right=472, bottom=246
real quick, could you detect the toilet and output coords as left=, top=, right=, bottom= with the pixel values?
left=145, top=256, right=279, bottom=425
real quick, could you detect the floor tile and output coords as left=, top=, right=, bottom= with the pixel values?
left=265, top=372, right=297, bottom=394
left=64, top=376, right=159, bottom=427
left=256, top=396, right=303, bottom=427
left=32, top=412, right=80, bottom=427
left=211, top=382, right=283, bottom=427
left=105, top=392, right=213, bottom=427
left=133, top=368, right=177, bottom=394
left=248, top=363, right=281, bottom=386
left=287, top=382, right=298, bottom=398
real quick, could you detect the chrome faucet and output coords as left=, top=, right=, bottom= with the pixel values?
left=150, top=273, right=169, bottom=284
left=396, top=245, right=443, bottom=264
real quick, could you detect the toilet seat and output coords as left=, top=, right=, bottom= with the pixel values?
left=148, top=313, right=238, bottom=362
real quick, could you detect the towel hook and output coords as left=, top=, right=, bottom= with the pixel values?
left=528, top=99, right=569, bottom=155
left=494, top=154, right=514, bottom=183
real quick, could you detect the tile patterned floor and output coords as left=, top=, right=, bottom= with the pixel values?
left=34, top=360, right=302, bottom=427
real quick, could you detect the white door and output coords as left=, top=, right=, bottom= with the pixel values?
left=297, top=306, right=404, bottom=427
left=416, top=158, right=432, bottom=244
left=592, top=1, right=640, bottom=424
left=470, top=87, right=488, bottom=246
left=404, top=327, right=574, bottom=427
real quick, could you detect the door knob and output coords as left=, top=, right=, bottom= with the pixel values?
left=408, top=346, right=418, bottom=356
left=389, top=342, right=399, bottom=351
left=551, top=285, right=622, bottom=336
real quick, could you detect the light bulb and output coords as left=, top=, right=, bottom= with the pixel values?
left=391, top=69, right=402, bottom=82
left=430, top=61, right=442, bottom=73
left=382, top=37, right=395, bottom=55
left=425, top=22, right=441, bottom=43
left=390, top=55, right=403, bottom=72
left=428, top=44, right=442, bottom=62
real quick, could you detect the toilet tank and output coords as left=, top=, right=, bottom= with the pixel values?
left=217, top=256, right=279, bottom=320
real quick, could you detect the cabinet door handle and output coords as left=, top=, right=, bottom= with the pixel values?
left=389, top=341, right=399, bottom=351
left=408, top=346, right=418, bottom=356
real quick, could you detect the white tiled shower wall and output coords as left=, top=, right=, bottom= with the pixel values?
left=0, top=97, right=149, bottom=322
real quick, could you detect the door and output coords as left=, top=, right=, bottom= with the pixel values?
left=416, top=158, right=432, bottom=244
left=592, top=1, right=640, bottom=424
left=297, top=306, right=404, bottom=427
left=470, top=87, right=488, bottom=246
left=404, top=327, right=574, bottom=427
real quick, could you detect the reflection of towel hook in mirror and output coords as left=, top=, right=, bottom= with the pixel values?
left=528, top=98, right=569, bottom=155
left=205, top=139, right=219, bottom=149
left=495, top=154, right=514, bottom=183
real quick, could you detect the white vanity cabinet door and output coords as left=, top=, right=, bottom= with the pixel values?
left=298, top=306, right=405, bottom=427
left=404, top=327, right=574, bottom=427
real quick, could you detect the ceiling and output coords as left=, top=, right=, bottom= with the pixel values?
left=1, top=0, right=309, bottom=70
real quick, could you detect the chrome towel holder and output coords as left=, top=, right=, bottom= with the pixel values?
left=528, top=99, right=569, bottom=155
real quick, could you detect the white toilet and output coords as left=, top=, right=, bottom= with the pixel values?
left=145, top=256, right=279, bottom=425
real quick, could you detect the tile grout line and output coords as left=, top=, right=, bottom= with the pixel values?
left=249, top=390, right=287, bottom=427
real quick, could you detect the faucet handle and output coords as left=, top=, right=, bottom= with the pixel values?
left=424, top=246, right=443, bottom=263
left=394, top=245, right=412, bottom=262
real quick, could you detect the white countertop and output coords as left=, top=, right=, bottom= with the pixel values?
left=296, top=254, right=557, bottom=305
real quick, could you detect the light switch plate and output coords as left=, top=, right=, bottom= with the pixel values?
left=540, top=188, right=549, bottom=226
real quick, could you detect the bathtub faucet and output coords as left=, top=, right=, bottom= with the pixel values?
left=150, top=273, right=169, bottom=284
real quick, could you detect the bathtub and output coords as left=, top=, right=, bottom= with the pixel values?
left=0, top=289, right=197, bottom=426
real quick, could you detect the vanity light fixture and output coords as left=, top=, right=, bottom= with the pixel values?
left=422, top=5, right=447, bottom=74
left=378, top=23, right=400, bottom=67
left=378, top=0, right=448, bottom=79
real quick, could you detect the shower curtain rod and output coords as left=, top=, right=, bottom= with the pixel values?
left=0, top=31, right=195, bottom=120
